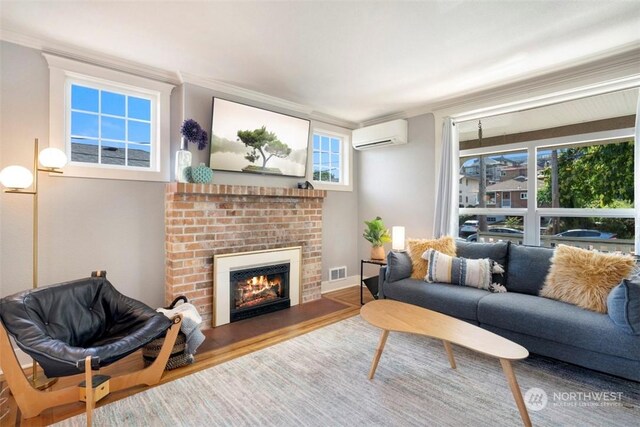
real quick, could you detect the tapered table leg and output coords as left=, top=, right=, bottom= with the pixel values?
left=500, top=358, right=532, bottom=427
left=368, top=329, right=389, bottom=379
left=442, top=340, right=456, bottom=369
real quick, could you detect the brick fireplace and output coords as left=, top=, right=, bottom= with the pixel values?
left=164, top=183, right=326, bottom=326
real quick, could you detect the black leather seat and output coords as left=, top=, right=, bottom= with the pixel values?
left=0, top=275, right=172, bottom=377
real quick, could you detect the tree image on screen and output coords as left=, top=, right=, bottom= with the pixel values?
left=237, top=126, right=292, bottom=175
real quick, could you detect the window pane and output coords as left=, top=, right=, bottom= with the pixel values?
left=71, top=112, right=98, bottom=138
left=458, top=214, right=524, bottom=244
left=101, top=116, right=125, bottom=141
left=330, top=168, right=339, bottom=183
left=313, top=134, right=320, bottom=150
left=312, top=152, right=320, bottom=166
left=331, top=154, right=340, bottom=169
left=127, top=144, right=151, bottom=168
left=101, top=91, right=125, bottom=116
left=537, top=139, right=634, bottom=209
left=70, top=137, right=98, bottom=163
left=331, top=138, right=340, bottom=153
left=540, top=216, right=634, bottom=254
left=128, top=121, right=150, bottom=143
left=101, top=141, right=126, bottom=165
left=321, top=136, right=330, bottom=152
left=320, top=152, right=329, bottom=169
left=460, top=151, right=528, bottom=209
left=128, top=97, right=151, bottom=120
left=71, top=85, right=98, bottom=112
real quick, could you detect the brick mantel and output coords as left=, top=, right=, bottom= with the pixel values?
left=165, top=183, right=326, bottom=326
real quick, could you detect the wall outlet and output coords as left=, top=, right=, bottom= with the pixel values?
left=329, top=266, right=347, bottom=281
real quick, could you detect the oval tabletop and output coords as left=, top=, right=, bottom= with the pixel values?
left=361, top=299, right=529, bottom=361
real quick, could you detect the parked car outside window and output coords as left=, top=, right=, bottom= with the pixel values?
left=554, top=229, right=617, bottom=239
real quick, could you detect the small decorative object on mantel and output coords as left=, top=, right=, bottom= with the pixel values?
left=363, top=216, right=391, bottom=260
left=187, top=163, right=213, bottom=184
left=174, top=137, right=192, bottom=183
left=175, top=119, right=210, bottom=183
left=297, top=180, right=314, bottom=190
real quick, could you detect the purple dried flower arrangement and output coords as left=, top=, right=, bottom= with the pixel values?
left=180, top=119, right=209, bottom=150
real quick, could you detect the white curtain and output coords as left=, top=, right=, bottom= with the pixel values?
left=433, top=117, right=458, bottom=238
left=635, top=89, right=640, bottom=255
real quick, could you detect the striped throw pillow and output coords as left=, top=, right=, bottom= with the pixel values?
left=422, top=249, right=506, bottom=293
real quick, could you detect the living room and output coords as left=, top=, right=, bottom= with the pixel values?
left=0, top=1, right=639, bottom=426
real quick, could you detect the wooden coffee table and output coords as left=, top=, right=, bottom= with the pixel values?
left=361, top=299, right=531, bottom=427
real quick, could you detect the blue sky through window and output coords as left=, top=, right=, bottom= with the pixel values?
left=70, top=83, right=152, bottom=167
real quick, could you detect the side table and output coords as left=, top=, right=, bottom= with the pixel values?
left=360, top=259, right=387, bottom=305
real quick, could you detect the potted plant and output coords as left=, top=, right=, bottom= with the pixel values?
left=363, top=216, right=391, bottom=260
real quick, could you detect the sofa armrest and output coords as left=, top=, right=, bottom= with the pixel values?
left=377, top=266, right=388, bottom=299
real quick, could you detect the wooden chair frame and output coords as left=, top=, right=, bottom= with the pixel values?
left=0, top=315, right=183, bottom=420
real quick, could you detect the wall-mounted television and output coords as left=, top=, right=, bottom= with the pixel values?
left=209, top=98, right=310, bottom=178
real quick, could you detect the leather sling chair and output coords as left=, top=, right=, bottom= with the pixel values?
left=0, top=272, right=182, bottom=423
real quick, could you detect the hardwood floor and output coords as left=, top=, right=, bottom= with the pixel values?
left=0, top=285, right=374, bottom=426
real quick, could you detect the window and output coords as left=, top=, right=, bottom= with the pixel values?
left=45, top=54, right=173, bottom=181
left=457, top=130, right=636, bottom=254
left=309, top=127, right=352, bottom=191
left=69, top=83, right=153, bottom=168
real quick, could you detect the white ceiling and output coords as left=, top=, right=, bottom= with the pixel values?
left=1, top=1, right=640, bottom=124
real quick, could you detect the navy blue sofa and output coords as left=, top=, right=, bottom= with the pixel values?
left=378, top=241, right=640, bottom=382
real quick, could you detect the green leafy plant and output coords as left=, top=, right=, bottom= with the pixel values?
left=363, top=216, right=391, bottom=247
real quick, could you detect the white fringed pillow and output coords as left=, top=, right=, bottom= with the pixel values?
left=422, top=249, right=506, bottom=293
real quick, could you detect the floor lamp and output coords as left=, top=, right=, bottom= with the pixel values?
left=0, top=138, right=67, bottom=389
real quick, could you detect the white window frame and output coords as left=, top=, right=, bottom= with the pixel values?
left=308, top=125, right=353, bottom=191
left=44, top=54, right=174, bottom=182
left=459, top=127, right=636, bottom=247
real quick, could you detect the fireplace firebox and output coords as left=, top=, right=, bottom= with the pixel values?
left=229, top=263, right=290, bottom=322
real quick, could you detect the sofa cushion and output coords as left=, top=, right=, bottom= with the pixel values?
left=506, top=244, right=554, bottom=295
left=608, top=279, right=640, bottom=335
left=385, top=251, right=413, bottom=283
left=540, top=244, right=635, bottom=313
left=456, top=241, right=509, bottom=286
left=407, top=236, right=456, bottom=280
left=477, top=292, right=640, bottom=360
left=382, top=278, right=489, bottom=321
left=423, top=249, right=506, bottom=293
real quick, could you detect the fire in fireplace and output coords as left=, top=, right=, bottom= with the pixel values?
left=229, top=263, right=290, bottom=322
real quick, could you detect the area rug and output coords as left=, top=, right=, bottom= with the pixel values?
left=55, top=316, right=638, bottom=426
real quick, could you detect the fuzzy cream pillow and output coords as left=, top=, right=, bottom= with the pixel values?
left=407, top=236, right=456, bottom=280
left=540, top=244, right=636, bottom=313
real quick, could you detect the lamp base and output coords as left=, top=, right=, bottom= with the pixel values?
left=30, top=372, right=58, bottom=390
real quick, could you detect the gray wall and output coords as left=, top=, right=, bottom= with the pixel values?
left=357, top=113, right=436, bottom=261
left=0, top=42, right=167, bottom=307
left=0, top=42, right=362, bottom=305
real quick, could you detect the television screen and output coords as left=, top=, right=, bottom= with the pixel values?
left=210, top=98, right=310, bottom=178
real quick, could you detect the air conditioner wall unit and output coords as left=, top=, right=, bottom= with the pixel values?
left=352, top=119, right=408, bottom=150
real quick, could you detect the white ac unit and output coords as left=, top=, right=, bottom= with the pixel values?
left=352, top=119, right=408, bottom=150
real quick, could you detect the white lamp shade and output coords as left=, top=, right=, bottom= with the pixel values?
left=0, top=165, right=34, bottom=189
left=392, top=226, right=405, bottom=251
left=39, top=147, right=68, bottom=169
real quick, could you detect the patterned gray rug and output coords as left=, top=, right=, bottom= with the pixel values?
left=55, top=316, right=638, bottom=426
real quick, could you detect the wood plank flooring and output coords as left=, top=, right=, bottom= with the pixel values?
left=0, top=285, right=374, bottom=426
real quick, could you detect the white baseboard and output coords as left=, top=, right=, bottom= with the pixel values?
left=321, top=274, right=360, bottom=294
